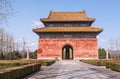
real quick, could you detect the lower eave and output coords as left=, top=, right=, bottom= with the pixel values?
left=33, top=26, right=103, bottom=33
left=41, top=20, right=95, bottom=23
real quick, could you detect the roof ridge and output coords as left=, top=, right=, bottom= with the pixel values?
left=51, top=11, right=85, bottom=13
left=50, top=10, right=86, bottom=13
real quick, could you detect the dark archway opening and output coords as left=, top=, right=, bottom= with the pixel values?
left=62, top=45, right=73, bottom=59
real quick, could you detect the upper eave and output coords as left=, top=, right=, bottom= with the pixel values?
left=40, top=10, right=95, bottom=22
left=33, top=26, right=103, bottom=33
left=40, top=18, right=95, bottom=22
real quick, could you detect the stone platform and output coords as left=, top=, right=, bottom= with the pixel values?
left=24, top=60, right=120, bottom=79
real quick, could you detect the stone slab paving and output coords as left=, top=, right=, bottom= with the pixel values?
left=24, top=60, right=120, bottom=79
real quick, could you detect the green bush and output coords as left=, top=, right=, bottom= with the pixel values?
left=80, top=60, right=111, bottom=66
left=107, top=62, right=120, bottom=72
left=0, top=61, right=29, bottom=69
left=0, top=63, right=41, bottom=79
left=81, top=60, right=106, bottom=66
left=105, top=61, right=114, bottom=68
left=23, top=60, right=56, bottom=66
left=0, top=59, right=55, bottom=79
left=0, top=60, right=56, bottom=69
left=40, top=60, right=56, bottom=66
left=81, top=59, right=120, bottom=72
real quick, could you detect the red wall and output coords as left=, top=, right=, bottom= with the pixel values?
left=38, top=38, right=98, bottom=59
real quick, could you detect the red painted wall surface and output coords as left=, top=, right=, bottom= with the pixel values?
left=38, top=38, right=98, bottom=59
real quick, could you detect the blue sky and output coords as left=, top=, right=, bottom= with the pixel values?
left=4, top=0, right=120, bottom=51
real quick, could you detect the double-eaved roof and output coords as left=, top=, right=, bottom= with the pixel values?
left=41, top=10, right=95, bottom=22
left=33, top=11, right=103, bottom=33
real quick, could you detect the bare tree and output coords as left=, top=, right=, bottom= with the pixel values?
left=20, top=38, right=27, bottom=58
left=0, top=28, right=4, bottom=59
left=0, top=0, right=13, bottom=24
left=4, top=32, right=9, bottom=52
left=23, top=38, right=26, bottom=51
left=14, top=39, right=19, bottom=51
left=0, top=27, right=17, bottom=59
left=7, top=34, right=15, bottom=52
left=109, top=38, right=120, bottom=50
left=109, top=38, right=115, bottom=50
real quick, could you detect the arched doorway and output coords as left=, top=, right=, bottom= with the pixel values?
left=62, top=45, right=73, bottom=59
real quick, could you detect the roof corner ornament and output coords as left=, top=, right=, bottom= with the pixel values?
left=83, top=10, right=86, bottom=13
left=50, top=10, right=52, bottom=13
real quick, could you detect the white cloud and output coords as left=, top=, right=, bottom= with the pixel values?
left=32, top=20, right=44, bottom=27
left=14, top=38, right=37, bottom=51
left=97, top=36, right=107, bottom=42
left=100, top=39, right=107, bottom=42
left=14, top=38, right=23, bottom=43
left=97, top=36, right=108, bottom=49
left=26, top=42, right=35, bottom=47
left=97, top=36, right=100, bottom=39
left=14, top=38, right=29, bottom=44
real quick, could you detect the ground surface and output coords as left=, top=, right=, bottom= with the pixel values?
left=24, top=60, right=120, bottom=79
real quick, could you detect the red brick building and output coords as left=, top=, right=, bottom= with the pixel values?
left=33, top=11, right=103, bottom=59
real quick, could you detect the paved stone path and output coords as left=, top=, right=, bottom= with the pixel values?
left=24, top=60, right=120, bottom=79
